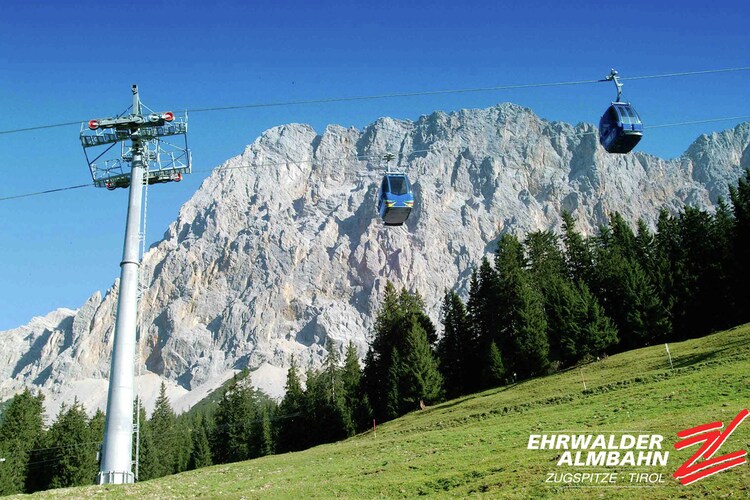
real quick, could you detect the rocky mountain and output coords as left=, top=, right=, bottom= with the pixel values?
left=2, top=103, right=749, bottom=417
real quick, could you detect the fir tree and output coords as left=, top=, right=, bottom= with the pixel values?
left=257, top=406, right=274, bottom=457
left=134, top=399, right=158, bottom=481
left=399, top=320, right=444, bottom=411
left=46, top=400, right=98, bottom=489
left=88, top=409, right=105, bottom=482
left=342, top=342, right=371, bottom=431
left=385, top=348, right=401, bottom=421
left=729, top=169, right=750, bottom=323
left=0, top=389, right=45, bottom=494
left=188, top=414, right=213, bottom=470
left=513, top=278, right=550, bottom=377
left=149, top=382, right=179, bottom=477
left=482, top=341, right=506, bottom=387
left=561, top=211, right=594, bottom=285
left=574, top=281, right=618, bottom=360
left=362, top=282, right=401, bottom=422
left=494, top=234, right=550, bottom=378
left=213, top=377, right=256, bottom=464
left=438, top=290, right=473, bottom=398
left=275, top=355, right=307, bottom=453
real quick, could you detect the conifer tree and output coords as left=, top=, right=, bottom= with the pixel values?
left=478, top=256, right=505, bottom=352
left=595, top=249, right=669, bottom=349
left=46, top=400, right=98, bottom=489
left=213, top=377, right=256, bottom=463
left=729, top=169, right=750, bottom=323
left=438, top=290, right=473, bottom=397
left=561, top=211, right=594, bottom=285
left=482, top=341, right=506, bottom=387
left=513, top=278, right=550, bottom=377
left=342, top=342, right=371, bottom=431
left=134, top=399, right=158, bottom=481
left=399, top=320, right=444, bottom=411
left=0, top=389, right=45, bottom=494
left=385, top=348, right=401, bottom=420
left=257, top=406, right=274, bottom=457
left=304, top=341, right=353, bottom=444
left=494, top=234, right=550, bottom=378
left=88, top=409, right=105, bottom=482
left=149, top=382, right=179, bottom=477
left=575, top=282, right=618, bottom=359
left=275, top=355, right=307, bottom=453
left=188, top=414, right=213, bottom=470
left=362, top=282, right=401, bottom=422
left=364, top=283, right=443, bottom=420
left=465, top=269, right=487, bottom=391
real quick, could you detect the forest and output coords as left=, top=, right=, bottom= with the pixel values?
left=1, top=169, right=748, bottom=495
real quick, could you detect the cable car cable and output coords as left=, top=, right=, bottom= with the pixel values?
left=0, top=183, right=92, bottom=202
left=1, top=114, right=749, bottom=203
left=1, top=66, right=749, bottom=136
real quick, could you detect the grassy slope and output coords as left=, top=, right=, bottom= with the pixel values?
left=36, top=324, right=750, bottom=499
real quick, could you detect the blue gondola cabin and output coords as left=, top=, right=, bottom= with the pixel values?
left=378, top=173, right=414, bottom=226
left=599, top=102, right=643, bottom=154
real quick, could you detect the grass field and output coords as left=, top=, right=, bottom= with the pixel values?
left=34, top=324, right=750, bottom=498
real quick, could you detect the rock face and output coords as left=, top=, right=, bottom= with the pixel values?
left=2, top=103, right=749, bottom=415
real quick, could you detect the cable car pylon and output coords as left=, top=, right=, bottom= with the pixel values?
left=79, top=85, right=190, bottom=485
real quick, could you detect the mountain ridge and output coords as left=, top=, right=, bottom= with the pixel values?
left=2, top=102, right=748, bottom=416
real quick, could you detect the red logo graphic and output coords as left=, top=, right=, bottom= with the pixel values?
left=673, top=408, right=749, bottom=485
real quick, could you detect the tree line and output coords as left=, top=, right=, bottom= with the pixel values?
left=1, top=170, right=748, bottom=494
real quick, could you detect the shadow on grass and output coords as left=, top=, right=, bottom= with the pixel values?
left=672, top=336, right=750, bottom=369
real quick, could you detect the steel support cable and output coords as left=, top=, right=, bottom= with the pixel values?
left=0, top=183, right=92, bottom=202
left=1, top=66, right=749, bottom=135
left=1, top=114, right=749, bottom=202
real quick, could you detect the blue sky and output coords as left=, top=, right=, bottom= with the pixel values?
left=1, top=0, right=748, bottom=330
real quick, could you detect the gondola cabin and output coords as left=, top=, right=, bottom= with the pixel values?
left=377, top=173, right=414, bottom=226
left=599, top=102, right=643, bottom=154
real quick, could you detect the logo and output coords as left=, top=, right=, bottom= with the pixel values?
left=528, top=408, right=750, bottom=488
left=673, top=408, right=749, bottom=485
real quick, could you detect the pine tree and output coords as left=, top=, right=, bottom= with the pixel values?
left=399, top=320, right=444, bottom=411
left=595, top=248, right=669, bottom=350
left=513, top=278, right=550, bottom=377
left=275, top=355, right=307, bottom=453
left=188, top=413, right=213, bottom=470
left=134, top=399, right=159, bottom=481
left=561, top=211, right=594, bottom=285
left=173, top=417, right=193, bottom=474
left=729, top=169, right=750, bottom=323
left=576, top=281, right=618, bottom=359
left=438, top=290, right=472, bottom=398
left=362, top=281, right=401, bottom=422
left=149, top=382, right=179, bottom=477
left=46, top=400, right=98, bottom=489
left=363, top=283, right=443, bottom=421
left=0, top=389, right=45, bottom=494
left=482, top=341, right=506, bottom=387
left=257, top=406, right=274, bottom=457
left=545, top=276, right=583, bottom=364
left=213, top=378, right=256, bottom=464
left=88, top=409, right=105, bottom=482
left=465, top=268, right=486, bottom=392
left=711, top=198, right=738, bottom=327
left=385, top=348, right=401, bottom=420
left=479, top=255, right=505, bottom=353
left=342, top=342, right=371, bottom=431
left=494, top=234, right=550, bottom=378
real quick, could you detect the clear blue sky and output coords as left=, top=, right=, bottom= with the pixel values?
left=1, top=0, right=748, bottom=330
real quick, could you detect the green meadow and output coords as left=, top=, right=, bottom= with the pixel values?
left=33, top=323, right=750, bottom=499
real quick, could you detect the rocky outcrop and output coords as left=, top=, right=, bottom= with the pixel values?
left=2, top=104, right=748, bottom=415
